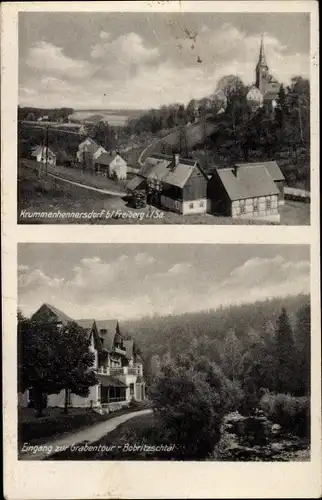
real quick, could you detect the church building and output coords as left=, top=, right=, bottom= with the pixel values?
left=255, top=35, right=281, bottom=106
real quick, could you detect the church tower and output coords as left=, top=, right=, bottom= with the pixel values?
left=255, top=34, right=269, bottom=95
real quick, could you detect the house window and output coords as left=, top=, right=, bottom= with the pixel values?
left=199, top=201, right=204, bottom=208
left=189, top=202, right=194, bottom=209
left=130, top=383, right=134, bottom=396
left=240, top=200, right=246, bottom=214
left=266, top=198, right=271, bottom=211
left=253, top=198, right=259, bottom=212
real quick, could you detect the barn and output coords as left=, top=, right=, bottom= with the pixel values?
left=207, top=163, right=280, bottom=223
left=236, top=161, right=286, bottom=205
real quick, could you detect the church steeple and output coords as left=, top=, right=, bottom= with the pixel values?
left=256, top=34, right=268, bottom=70
left=255, top=34, right=269, bottom=94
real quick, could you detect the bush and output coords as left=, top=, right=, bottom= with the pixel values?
left=150, top=361, right=225, bottom=459
left=259, top=392, right=310, bottom=437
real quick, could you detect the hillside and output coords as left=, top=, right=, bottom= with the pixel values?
left=123, top=293, right=310, bottom=370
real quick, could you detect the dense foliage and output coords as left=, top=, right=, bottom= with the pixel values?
left=260, top=392, right=310, bottom=437
left=126, top=294, right=310, bottom=401
left=18, top=313, right=97, bottom=415
left=149, top=351, right=242, bottom=458
left=18, top=106, right=74, bottom=122
left=144, top=295, right=310, bottom=453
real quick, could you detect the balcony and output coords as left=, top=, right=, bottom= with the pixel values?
left=97, top=366, right=140, bottom=376
left=114, top=346, right=127, bottom=355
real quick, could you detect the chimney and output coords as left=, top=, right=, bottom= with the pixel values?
left=233, top=165, right=238, bottom=177
left=172, top=153, right=180, bottom=168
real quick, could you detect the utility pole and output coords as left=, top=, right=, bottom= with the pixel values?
left=45, top=125, right=49, bottom=176
left=298, top=95, right=304, bottom=145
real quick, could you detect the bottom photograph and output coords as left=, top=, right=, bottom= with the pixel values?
left=17, top=243, right=310, bottom=462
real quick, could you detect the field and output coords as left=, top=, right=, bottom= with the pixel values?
left=18, top=163, right=309, bottom=225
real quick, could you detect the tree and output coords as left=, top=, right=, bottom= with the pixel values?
left=18, top=314, right=97, bottom=416
left=274, top=308, right=296, bottom=393
left=221, top=328, right=242, bottom=382
left=55, top=322, right=97, bottom=413
left=150, top=351, right=242, bottom=459
left=294, top=302, right=311, bottom=395
left=18, top=314, right=66, bottom=416
left=26, top=112, right=36, bottom=122
left=91, top=120, right=110, bottom=149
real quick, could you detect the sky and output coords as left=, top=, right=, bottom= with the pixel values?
left=18, top=244, right=310, bottom=321
left=18, top=12, right=310, bottom=110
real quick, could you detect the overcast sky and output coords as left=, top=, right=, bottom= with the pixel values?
left=19, top=12, right=310, bottom=109
left=18, top=244, right=310, bottom=321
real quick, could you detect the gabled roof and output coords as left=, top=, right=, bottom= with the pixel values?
left=95, top=152, right=114, bottom=165
left=215, top=164, right=279, bottom=201
left=235, top=161, right=285, bottom=182
left=78, top=138, right=104, bottom=155
left=76, top=319, right=96, bottom=331
left=95, top=319, right=119, bottom=351
left=31, top=145, right=55, bottom=158
left=126, top=175, right=145, bottom=191
left=31, top=303, right=73, bottom=325
left=123, top=339, right=134, bottom=360
left=139, top=154, right=206, bottom=189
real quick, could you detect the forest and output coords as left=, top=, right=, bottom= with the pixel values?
left=123, top=293, right=310, bottom=458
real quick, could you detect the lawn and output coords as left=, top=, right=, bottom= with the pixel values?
left=18, top=163, right=309, bottom=225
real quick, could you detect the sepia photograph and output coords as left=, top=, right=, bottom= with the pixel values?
left=17, top=243, right=311, bottom=462
left=17, top=11, right=311, bottom=226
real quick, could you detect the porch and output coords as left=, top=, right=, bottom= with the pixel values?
left=97, top=375, right=128, bottom=406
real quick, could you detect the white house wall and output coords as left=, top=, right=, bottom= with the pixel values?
left=160, top=196, right=207, bottom=215
left=231, top=195, right=280, bottom=223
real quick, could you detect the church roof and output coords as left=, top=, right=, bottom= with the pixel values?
left=256, top=34, right=268, bottom=69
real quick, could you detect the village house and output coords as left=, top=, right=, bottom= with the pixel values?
left=76, top=137, right=107, bottom=169
left=94, top=151, right=127, bottom=180
left=18, top=304, right=146, bottom=413
left=127, top=153, right=209, bottom=215
left=238, top=161, right=285, bottom=205
left=207, top=163, right=280, bottom=223
left=30, top=145, right=56, bottom=167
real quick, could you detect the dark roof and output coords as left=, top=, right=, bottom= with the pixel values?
left=76, top=319, right=96, bottom=331
left=126, top=175, right=145, bottom=191
left=79, top=138, right=104, bottom=155
left=139, top=154, right=206, bottom=189
left=95, top=152, right=114, bottom=165
left=123, top=339, right=134, bottom=359
left=96, top=320, right=118, bottom=351
left=31, top=303, right=73, bottom=325
left=215, top=164, right=279, bottom=201
left=96, top=375, right=127, bottom=388
left=235, top=161, right=285, bottom=182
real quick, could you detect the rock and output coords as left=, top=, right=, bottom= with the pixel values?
left=271, top=442, right=285, bottom=452
left=271, top=423, right=281, bottom=435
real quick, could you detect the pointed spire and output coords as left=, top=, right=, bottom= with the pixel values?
left=257, top=33, right=268, bottom=69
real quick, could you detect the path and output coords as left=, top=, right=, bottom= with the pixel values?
left=20, top=409, right=152, bottom=461
left=21, top=162, right=125, bottom=197
left=47, top=172, right=125, bottom=196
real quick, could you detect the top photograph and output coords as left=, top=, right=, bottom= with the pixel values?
left=17, top=11, right=311, bottom=226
